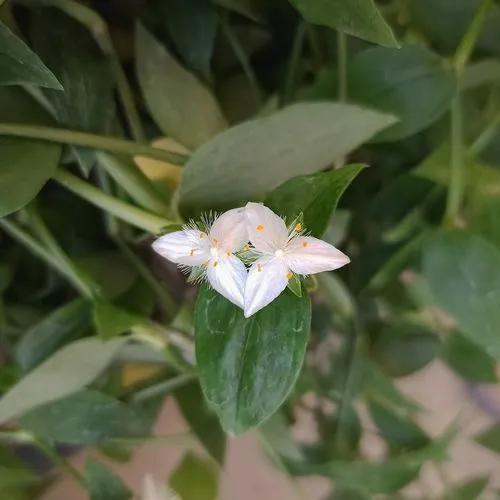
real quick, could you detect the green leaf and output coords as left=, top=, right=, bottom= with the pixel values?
left=31, top=9, right=116, bottom=174
left=0, top=21, right=62, bottom=89
left=180, top=103, right=396, bottom=214
left=92, top=300, right=143, bottom=339
left=0, top=87, right=61, bottom=217
left=175, top=382, right=226, bottom=464
left=347, top=46, right=456, bottom=142
left=266, top=164, right=365, bottom=237
left=170, top=452, right=218, bottom=500
left=84, top=458, right=132, bottom=500
left=20, top=390, right=149, bottom=445
left=423, top=231, right=500, bottom=359
left=287, top=274, right=303, bottom=298
left=15, top=299, right=91, bottom=372
left=441, top=477, right=489, bottom=500
left=288, top=0, right=398, bottom=47
left=441, top=331, right=498, bottom=383
left=0, top=337, right=126, bottom=423
left=368, top=400, right=429, bottom=450
left=195, top=286, right=311, bottom=434
left=136, top=23, right=226, bottom=150
left=162, top=0, right=218, bottom=79
left=476, top=424, right=500, bottom=454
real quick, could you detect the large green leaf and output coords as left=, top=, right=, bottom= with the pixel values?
left=162, top=0, right=218, bottom=79
left=170, top=452, right=218, bottom=500
left=20, top=390, right=149, bottom=445
left=195, top=286, right=311, bottom=434
left=423, top=231, right=500, bottom=359
left=180, top=103, right=396, bottom=214
left=0, top=88, right=61, bottom=217
left=347, top=46, right=456, bottom=142
left=0, top=337, right=126, bottom=423
left=265, top=164, right=365, bottom=237
left=0, top=21, right=61, bottom=89
left=15, top=299, right=91, bottom=371
left=31, top=9, right=116, bottom=173
left=288, top=0, right=397, bottom=47
left=84, top=459, right=132, bottom=500
left=136, top=23, right=226, bottom=149
left=175, top=382, right=226, bottom=464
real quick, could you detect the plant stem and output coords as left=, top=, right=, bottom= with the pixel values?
left=0, top=218, right=91, bottom=295
left=221, top=15, right=263, bottom=108
left=130, top=373, right=196, bottom=404
left=453, top=0, right=493, bottom=74
left=26, top=0, right=146, bottom=141
left=24, top=205, right=98, bottom=299
left=306, top=23, right=323, bottom=69
left=282, top=21, right=306, bottom=106
left=0, top=123, right=187, bottom=165
left=469, top=111, right=500, bottom=156
left=53, top=170, right=175, bottom=234
left=97, top=152, right=173, bottom=217
left=337, top=30, right=348, bottom=102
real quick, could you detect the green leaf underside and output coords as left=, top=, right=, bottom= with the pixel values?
left=288, top=0, right=398, bottom=47
left=0, top=337, right=126, bottom=423
left=0, top=21, right=62, bottom=89
left=194, top=286, right=311, bottom=434
left=180, top=103, right=396, bottom=214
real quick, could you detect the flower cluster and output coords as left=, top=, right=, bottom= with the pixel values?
left=152, top=203, right=350, bottom=317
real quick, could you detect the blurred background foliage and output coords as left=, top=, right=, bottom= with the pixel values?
left=0, top=0, right=500, bottom=498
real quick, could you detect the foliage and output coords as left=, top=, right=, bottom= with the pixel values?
left=0, top=0, right=499, bottom=498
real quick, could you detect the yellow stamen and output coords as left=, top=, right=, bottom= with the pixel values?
left=287, top=271, right=293, bottom=280
left=243, top=244, right=249, bottom=251
left=213, top=261, right=218, bottom=267
left=226, top=251, right=231, bottom=256
left=199, top=232, right=205, bottom=239
left=295, top=223, right=302, bottom=232
left=256, top=224, right=265, bottom=232
left=302, top=241, right=308, bottom=248
left=257, top=263, right=263, bottom=272
left=213, top=238, right=219, bottom=246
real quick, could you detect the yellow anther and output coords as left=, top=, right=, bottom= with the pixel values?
left=213, top=261, right=218, bottom=267
left=302, top=241, right=308, bottom=248
left=256, top=224, right=265, bottom=232
left=295, top=223, right=302, bottom=232
left=202, top=260, right=209, bottom=267
left=199, top=232, right=206, bottom=239
left=287, top=271, right=293, bottom=280
left=243, top=244, right=249, bottom=251
left=257, top=263, right=263, bottom=272
left=226, top=251, right=231, bottom=256
left=213, top=238, right=219, bottom=246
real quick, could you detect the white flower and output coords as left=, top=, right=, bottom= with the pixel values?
left=141, top=474, right=180, bottom=500
left=152, top=208, right=248, bottom=308
left=243, top=202, right=350, bottom=318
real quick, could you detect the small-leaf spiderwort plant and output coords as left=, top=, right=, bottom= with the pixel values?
left=153, top=202, right=350, bottom=317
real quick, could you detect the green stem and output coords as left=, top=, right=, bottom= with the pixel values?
left=337, top=31, right=348, bottom=102
left=469, top=111, right=500, bottom=156
left=0, top=218, right=91, bottom=295
left=0, top=123, right=187, bottom=165
left=282, top=22, right=306, bottom=106
left=453, top=0, right=493, bottom=73
left=53, top=170, right=175, bottom=234
left=444, top=96, right=464, bottom=224
left=129, top=373, right=196, bottom=404
left=306, top=23, right=323, bottom=69
left=25, top=0, right=145, bottom=141
left=221, top=16, right=263, bottom=108
left=97, top=152, right=173, bottom=217
left=113, top=236, right=177, bottom=319
left=24, top=205, right=98, bottom=298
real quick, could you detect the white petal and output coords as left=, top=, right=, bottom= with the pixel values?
left=209, top=207, right=248, bottom=252
left=285, top=236, right=350, bottom=275
left=244, top=256, right=289, bottom=318
left=152, top=229, right=210, bottom=266
left=245, top=202, right=288, bottom=253
left=207, top=253, right=247, bottom=308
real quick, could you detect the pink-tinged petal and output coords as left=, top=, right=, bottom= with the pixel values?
left=207, top=253, right=247, bottom=308
left=209, top=207, right=248, bottom=252
left=152, top=229, right=210, bottom=266
left=285, top=236, right=350, bottom=275
left=244, top=256, right=289, bottom=318
left=245, top=202, right=288, bottom=253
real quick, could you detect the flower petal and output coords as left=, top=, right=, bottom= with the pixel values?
left=207, top=254, right=247, bottom=308
left=152, top=230, right=210, bottom=266
left=285, top=236, right=350, bottom=275
left=209, top=207, right=248, bottom=252
left=245, top=202, right=288, bottom=253
left=244, top=256, right=289, bottom=318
